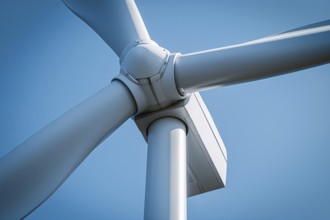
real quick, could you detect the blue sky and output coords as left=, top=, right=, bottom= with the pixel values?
left=0, top=0, right=329, bottom=219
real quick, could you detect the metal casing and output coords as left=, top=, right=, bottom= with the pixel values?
left=134, top=92, right=227, bottom=196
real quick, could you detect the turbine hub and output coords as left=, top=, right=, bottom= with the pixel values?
left=114, top=42, right=188, bottom=114
left=121, top=43, right=169, bottom=79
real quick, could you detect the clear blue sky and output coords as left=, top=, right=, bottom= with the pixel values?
left=0, top=0, right=329, bottom=219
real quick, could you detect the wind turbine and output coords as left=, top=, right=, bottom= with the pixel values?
left=0, top=0, right=330, bottom=219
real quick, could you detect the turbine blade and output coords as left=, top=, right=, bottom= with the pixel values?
left=278, top=20, right=330, bottom=35
left=175, top=20, right=330, bottom=94
left=0, top=81, right=136, bottom=219
left=62, top=0, right=150, bottom=57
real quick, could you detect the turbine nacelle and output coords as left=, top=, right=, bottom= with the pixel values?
left=117, top=42, right=228, bottom=196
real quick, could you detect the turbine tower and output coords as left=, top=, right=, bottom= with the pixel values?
left=0, top=1, right=329, bottom=219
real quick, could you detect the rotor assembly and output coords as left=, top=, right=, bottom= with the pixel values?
left=1, top=0, right=329, bottom=219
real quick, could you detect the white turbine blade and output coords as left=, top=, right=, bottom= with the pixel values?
left=62, top=0, right=150, bottom=57
left=0, top=81, right=136, bottom=220
left=277, top=20, right=330, bottom=35
left=175, top=21, right=330, bottom=94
